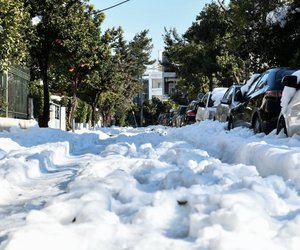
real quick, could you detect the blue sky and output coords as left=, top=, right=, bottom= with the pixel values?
left=89, top=0, right=209, bottom=60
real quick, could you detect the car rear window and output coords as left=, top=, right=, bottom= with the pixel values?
left=179, top=106, right=187, bottom=114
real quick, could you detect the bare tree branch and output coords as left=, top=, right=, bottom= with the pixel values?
left=217, top=0, right=227, bottom=12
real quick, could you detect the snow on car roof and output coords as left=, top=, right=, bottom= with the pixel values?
left=211, top=87, right=228, bottom=106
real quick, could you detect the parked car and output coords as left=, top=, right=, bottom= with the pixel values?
left=184, top=100, right=201, bottom=125
left=276, top=73, right=300, bottom=136
left=156, top=113, right=171, bottom=126
left=172, top=105, right=187, bottom=127
left=214, top=84, right=242, bottom=123
left=228, top=67, right=300, bottom=134
left=168, top=109, right=177, bottom=126
left=196, top=88, right=228, bottom=122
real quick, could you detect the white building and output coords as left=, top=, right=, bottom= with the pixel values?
left=143, top=60, right=178, bottom=101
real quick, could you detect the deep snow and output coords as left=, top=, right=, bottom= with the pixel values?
left=1, top=122, right=300, bottom=250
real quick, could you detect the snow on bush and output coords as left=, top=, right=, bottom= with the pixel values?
left=266, top=5, right=289, bottom=28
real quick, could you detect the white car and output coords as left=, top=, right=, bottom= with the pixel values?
left=277, top=71, right=300, bottom=136
left=196, top=87, right=228, bottom=122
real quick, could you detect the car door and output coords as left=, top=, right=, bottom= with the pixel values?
left=232, top=74, right=263, bottom=127
left=196, top=93, right=210, bottom=121
left=218, top=86, right=234, bottom=122
left=245, top=72, right=271, bottom=125
left=234, top=73, right=269, bottom=128
left=286, top=90, right=300, bottom=135
left=203, top=93, right=214, bottom=120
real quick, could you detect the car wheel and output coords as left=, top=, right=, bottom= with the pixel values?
left=253, top=116, right=262, bottom=134
left=277, top=117, right=287, bottom=136
left=227, top=117, right=234, bottom=130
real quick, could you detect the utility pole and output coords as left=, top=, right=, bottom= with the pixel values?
left=140, top=92, right=144, bottom=127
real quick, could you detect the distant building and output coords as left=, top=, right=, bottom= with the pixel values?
left=143, top=51, right=178, bottom=101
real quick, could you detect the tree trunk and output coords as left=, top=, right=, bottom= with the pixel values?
left=102, top=111, right=111, bottom=127
left=68, top=76, right=79, bottom=132
left=68, top=93, right=77, bottom=132
left=40, top=62, right=50, bottom=128
left=91, top=104, right=96, bottom=128
left=233, top=72, right=240, bottom=84
left=209, top=75, right=213, bottom=91
left=91, top=92, right=100, bottom=128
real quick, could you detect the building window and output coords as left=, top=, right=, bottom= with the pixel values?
left=169, top=82, right=176, bottom=94
left=152, top=79, right=162, bottom=88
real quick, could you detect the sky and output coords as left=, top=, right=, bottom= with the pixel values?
left=89, top=0, right=209, bottom=60
left=1, top=118, right=300, bottom=249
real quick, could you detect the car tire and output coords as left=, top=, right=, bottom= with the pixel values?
left=276, top=117, right=287, bottom=136
left=253, top=116, right=262, bottom=134
left=228, top=117, right=234, bottom=130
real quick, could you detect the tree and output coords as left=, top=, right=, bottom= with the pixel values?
left=228, top=0, right=284, bottom=71
left=95, top=28, right=154, bottom=126
left=265, top=0, right=300, bottom=66
left=53, top=3, right=104, bottom=130
left=77, top=29, right=119, bottom=127
left=26, top=0, right=103, bottom=128
left=128, top=30, right=155, bottom=78
left=0, top=0, right=30, bottom=71
left=163, top=28, right=208, bottom=101
left=163, top=3, right=230, bottom=102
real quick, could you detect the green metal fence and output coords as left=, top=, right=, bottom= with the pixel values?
left=0, top=65, right=30, bottom=119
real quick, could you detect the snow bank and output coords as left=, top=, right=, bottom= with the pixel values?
left=0, top=118, right=38, bottom=131
left=1, top=123, right=300, bottom=250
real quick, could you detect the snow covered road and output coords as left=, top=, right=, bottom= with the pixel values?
left=1, top=121, right=300, bottom=250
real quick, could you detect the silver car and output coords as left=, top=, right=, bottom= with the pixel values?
left=215, top=84, right=242, bottom=123
left=277, top=74, right=300, bottom=136
left=196, top=88, right=228, bottom=122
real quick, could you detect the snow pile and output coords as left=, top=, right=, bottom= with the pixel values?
left=266, top=5, right=289, bottom=28
left=1, top=123, right=300, bottom=249
left=211, top=87, right=228, bottom=106
left=281, top=70, right=300, bottom=114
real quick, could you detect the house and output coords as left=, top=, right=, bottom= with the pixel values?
left=143, top=51, right=178, bottom=101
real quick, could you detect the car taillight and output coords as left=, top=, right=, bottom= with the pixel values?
left=265, top=90, right=282, bottom=97
left=187, top=111, right=196, bottom=116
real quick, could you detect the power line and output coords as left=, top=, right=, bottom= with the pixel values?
left=96, top=0, right=130, bottom=13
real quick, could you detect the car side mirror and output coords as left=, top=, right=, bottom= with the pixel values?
left=221, top=98, right=229, bottom=105
left=198, top=101, right=205, bottom=108
left=282, top=75, right=299, bottom=89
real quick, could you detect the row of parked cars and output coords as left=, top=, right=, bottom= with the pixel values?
left=227, top=67, right=300, bottom=136
left=157, top=67, right=300, bottom=137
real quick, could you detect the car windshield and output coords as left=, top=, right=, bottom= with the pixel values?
left=179, top=106, right=187, bottom=115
